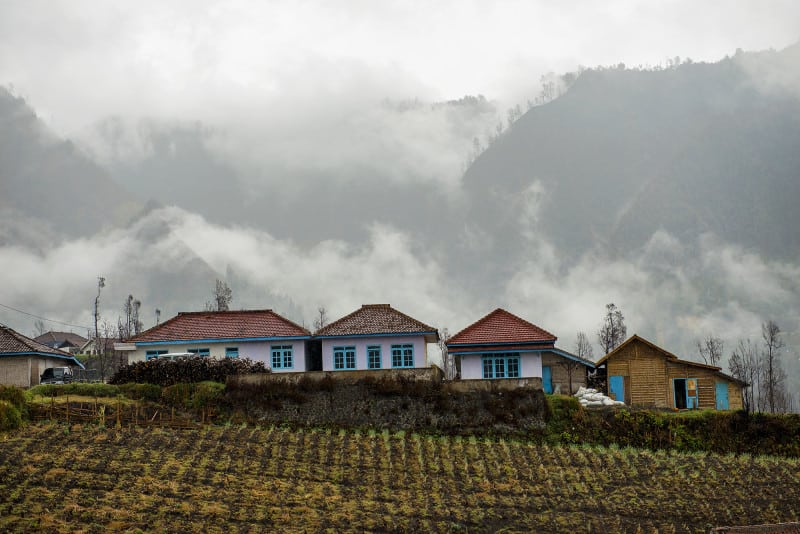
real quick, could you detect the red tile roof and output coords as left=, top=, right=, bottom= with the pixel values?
left=446, top=308, right=556, bottom=346
left=128, top=309, right=310, bottom=343
left=0, top=325, right=73, bottom=356
left=315, top=304, right=438, bottom=339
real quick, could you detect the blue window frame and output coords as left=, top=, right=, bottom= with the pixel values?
left=146, top=350, right=167, bottom=361
left=271, top=345, right=293, bottom=369
left=188, top=348, right=210, bottom=357
left=391, top=344, right=414, bottom=368
left=367, top=345, right=382, bottom=369
left=225, top=347, right=239, bottom=358
left=334, top=346, right=356, bottom=370
left=481, top=353, right=521, bottom=379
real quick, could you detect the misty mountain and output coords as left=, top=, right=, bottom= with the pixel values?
left=460, top=45, right=800, bottom=269
left=0, top=88, right=143, bottom=247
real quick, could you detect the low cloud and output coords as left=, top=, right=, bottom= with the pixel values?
left=2, top=208, right=797, bottom=380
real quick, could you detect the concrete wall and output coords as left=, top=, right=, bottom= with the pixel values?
left=541, top=352, right=589, bottom=394
left=459, top=352, right=542, bottom=380
left=444, top=377, right=543, bottom=393
left=320, top=335, right=429, bottom=371
left=1, top=356, right=82, bottom=387
left=230, top=366, right=443, bottom=387
left=127, top=340, right=308, bottom=372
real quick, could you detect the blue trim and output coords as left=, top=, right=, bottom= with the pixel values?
left=315, top=331, right=436, bottom=340
left=452, top=348, right=595, bottom=367
left=333, top=346, right=356, bottom=370
left=0, top=351, right=85, bottom=369
left=367, top=345, right=382, bottom=370
left=135, top=335, right=310, bottom=346
left=271, top=345, right=294, bottom=370
left=482, top=354, right=521, bottom=379
left=390, top=343, right=415, bottom=368
left=225, top=347, right=239, bottom=358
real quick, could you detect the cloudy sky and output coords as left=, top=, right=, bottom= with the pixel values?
left=2, top=0, right=798, bottom=136
left=1, top=1, right=799, bottom=369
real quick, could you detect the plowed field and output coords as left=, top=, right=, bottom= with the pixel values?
left=1, top=424, right=798, bottom=532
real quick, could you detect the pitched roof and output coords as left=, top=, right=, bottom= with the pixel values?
left=34, top=331, right=88, bottom=348
left=1, top=326, right=73, bottom=355
left=595, top=334, right=679, bottom=366
left=314, top=304, right=438, bottom=339
left=446, top=308, right=556, bottom=346
left=0, top=325, right=84, bottom=368
left=128, top=309, right=310, bottom=343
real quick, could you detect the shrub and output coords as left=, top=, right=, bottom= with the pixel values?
left=0, top=400, right=22, bottom=431
left=0, top=385, right=26, bottom=414
left=109, top=357, right=268, bottom=386
left=161, top=382, right=226, bottom=411
left=117, top=383, right=162, bottom=402
left=28, top=383, right=120, bottom=398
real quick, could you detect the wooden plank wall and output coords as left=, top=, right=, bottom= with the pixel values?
left=666, top=362, right=718, bottom=408
left=607, top=341, right=668, bottom=407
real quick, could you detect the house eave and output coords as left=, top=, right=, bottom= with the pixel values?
left=0, top=352, right=85, bottom=369
left=131, top=335, right=311, bottom=347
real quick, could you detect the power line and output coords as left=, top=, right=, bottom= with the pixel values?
left=0, top=302, right=92, bottom=331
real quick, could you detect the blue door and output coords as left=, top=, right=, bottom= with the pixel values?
left=542, top=366, right=553, bottom=394
left=715, top=382, right=729, bottom=410
left=609, top=375, right=625, bottom=403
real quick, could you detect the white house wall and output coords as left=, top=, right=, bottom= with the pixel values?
left=459, top=351, right=543, bottom=380
left=320, top=335, right=429, bottom=371
left=127, top=340, right=307, bottom=372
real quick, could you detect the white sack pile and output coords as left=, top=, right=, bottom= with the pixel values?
left=574, top=387, right=625, bottom=407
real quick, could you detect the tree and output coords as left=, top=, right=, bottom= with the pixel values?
left=33, top=319, right=46, bottom=337
left=574, top=331, right=594, bottom=361
left=206, top=279, right=232, bottom=311
left=118, top=294, right=143, bottom=341
left=697, top=335, right=723, bottom=366
left=93, top=275, right=105, bottom=371
left=597, top=303, right=627, bottom=354
left=438, top=328, right=456, bottom=380
left=729, top=339, right=759, bottom=413
left=761, top=320, right=785, bottom=413
left=313, top=307, right=328, bottom=331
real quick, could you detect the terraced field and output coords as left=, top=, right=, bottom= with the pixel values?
left=1, top=424, right=798, bottom=532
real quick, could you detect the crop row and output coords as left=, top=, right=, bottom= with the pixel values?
left=1, top=424, right=799, bottom=532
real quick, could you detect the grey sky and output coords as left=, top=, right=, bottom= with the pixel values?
left=1, top=1, right=798, bottom=135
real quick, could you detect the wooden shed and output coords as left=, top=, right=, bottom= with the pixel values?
left=596, top=335, right=745, bottom=410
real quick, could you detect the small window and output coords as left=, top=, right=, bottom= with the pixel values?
left=391, top=344, right=414, bottom=368
left=334, top=346, right=356, bottom=370
left=146, top=350, right=167, bottom=361
left=188, top=348, right=210, bottom=357
left=367, top=346, right=382, bottom=369
left=225, top=347, right=239, bottom=358
left=271, top=345, right=293, bottom=369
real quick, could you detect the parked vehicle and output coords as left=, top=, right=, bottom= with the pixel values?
left=39, top=366, right=74, bottom=385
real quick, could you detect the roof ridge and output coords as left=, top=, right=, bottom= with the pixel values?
left=1, top=325, right=73, bottom=356
left=448, top=308, right=556, bottom=344
left=315, top=304, right=437, bottom=336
